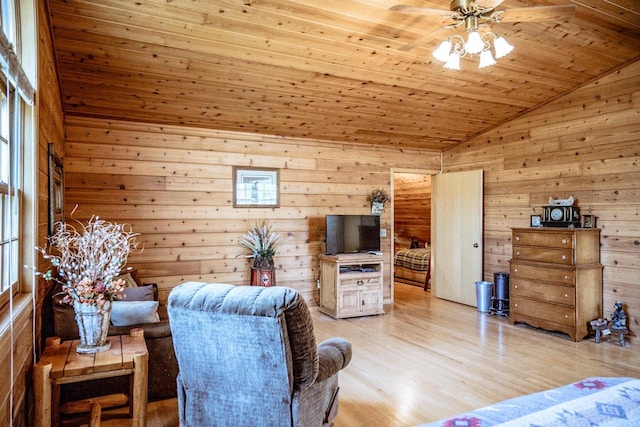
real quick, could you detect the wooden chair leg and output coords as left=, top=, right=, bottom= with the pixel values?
left=89, top=403, right=102, bottom=427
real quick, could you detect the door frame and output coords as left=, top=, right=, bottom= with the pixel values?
left=390, top=167, right=440, bottom=302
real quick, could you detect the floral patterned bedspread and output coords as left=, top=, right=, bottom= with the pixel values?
left=418, top=377, right=640, bottom=427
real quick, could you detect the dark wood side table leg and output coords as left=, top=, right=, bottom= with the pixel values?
left=51, top=383, right=62, bottom=427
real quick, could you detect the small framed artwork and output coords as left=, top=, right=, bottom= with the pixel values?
left=530, top=215, right=541, bottom=227
left=581, top=214, right=596, bottom=228
left=233, top=167, right=280, bottom=208
left=48, top=143, right=64, bottom=235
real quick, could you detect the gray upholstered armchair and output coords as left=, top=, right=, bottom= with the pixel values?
left=168, top=282, right=352, bottom=427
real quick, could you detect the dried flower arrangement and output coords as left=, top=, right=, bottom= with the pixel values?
left=371, top=188, right=390, bottom=204
left=34, top=216, right=140, bottom=306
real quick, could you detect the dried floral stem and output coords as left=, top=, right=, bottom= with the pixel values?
left=34, top=215, right=141, bottom=305
left=371, top=188, right=390, bottom=204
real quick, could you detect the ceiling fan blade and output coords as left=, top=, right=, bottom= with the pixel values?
left=499, top=5, right=577, bottom=23
left=389, top=5, right=450, bottom=17
left=398, top=33, right=437, bottom=51
left=476, top=0, right=504, bottom=9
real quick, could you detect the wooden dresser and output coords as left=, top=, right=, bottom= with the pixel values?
left=319, top=253, right=384, bottom=319
left=509, top=228, right=603, bottom=341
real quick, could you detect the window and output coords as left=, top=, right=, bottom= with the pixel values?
left=0, top=77, right=22, bottom=309
left=0, top=0, right=35, bottom=310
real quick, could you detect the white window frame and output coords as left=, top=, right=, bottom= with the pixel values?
left=0, top=0, right=36, bottom=313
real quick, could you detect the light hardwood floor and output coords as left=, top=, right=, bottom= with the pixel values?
left=98, top=283, right=639, bottom=426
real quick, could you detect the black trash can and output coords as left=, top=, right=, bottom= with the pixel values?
left=491, top=272, right=509, bottom=316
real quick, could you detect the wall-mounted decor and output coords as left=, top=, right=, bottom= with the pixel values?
left=530, top=215, right=541, bottom=227
left=233, top=167, right=279, bottom=208
left=370, top=188, right=389, bottom=216
left=581, top=214, right=596, bottom=229
left=48, top=143, right=64, bottom=235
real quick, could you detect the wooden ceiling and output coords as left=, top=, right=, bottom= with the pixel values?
left=46, top=0, right=640, bottom=151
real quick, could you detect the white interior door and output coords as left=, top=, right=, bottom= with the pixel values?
left=431, top=170, right=483, bottom=306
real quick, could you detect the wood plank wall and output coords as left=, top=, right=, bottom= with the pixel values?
left=37, top=0, right=66, bottom=345
left=393, top=173, right=432, bottom=249
left=62, top=117, right=441, bottom=304
left=443, top=60, right=640, bottom=334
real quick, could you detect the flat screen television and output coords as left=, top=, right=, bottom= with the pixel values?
left=325, top=215, right=380, bottom=254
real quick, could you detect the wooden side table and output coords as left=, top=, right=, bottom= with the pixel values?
left=34, top=328, right=148, bottom=427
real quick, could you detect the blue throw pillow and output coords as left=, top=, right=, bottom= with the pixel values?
left=111, top=301, right=160, bottom=326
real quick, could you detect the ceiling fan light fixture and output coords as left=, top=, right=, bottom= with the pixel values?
left=444, top=52, right=461, bottom=70
left=478, top=49, right=496, bottom=68
left=464, top=31, right=484, bottom=54
left=433, top=39, right=453, bottom=62
left=493, top=36, right=514, bottom=58
left=391, top=0, right=576, bottom=70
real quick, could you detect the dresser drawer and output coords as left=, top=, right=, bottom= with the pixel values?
left=513, top=230, right=574, bottom=249
left=340, top=275, right=380, bottom=290
left=510, top=262, right=574, bottom=284
left=512, top=296, right=575, bottom=327
left=512, top=246, right=574, bottom=265
left=511, top=278, right=575, bottom=306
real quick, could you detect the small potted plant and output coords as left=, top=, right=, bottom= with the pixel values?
left=371, top=188, right=389, bottom=215
left=240, top=221, right=283, bottom=286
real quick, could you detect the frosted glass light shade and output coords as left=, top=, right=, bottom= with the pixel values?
left=478, top=50, right=496, bottom=68
left=494, top=36, right=514, bottom=58
left=433, top=40, right=452, bottom=62
left=465, top=31, right=484, bottom=54
left=444, top=52, right=461, bottom=70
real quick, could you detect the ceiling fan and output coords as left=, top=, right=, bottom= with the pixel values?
left=389, top=0, right=576, bottom=68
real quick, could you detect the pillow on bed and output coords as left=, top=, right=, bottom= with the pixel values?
left=111, top=301, right=160, bottom=326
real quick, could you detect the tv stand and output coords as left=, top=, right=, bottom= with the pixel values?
left=319, top=253, right=384, bottom=319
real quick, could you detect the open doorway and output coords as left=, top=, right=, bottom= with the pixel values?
left=392, top=171, right=433, bottom=292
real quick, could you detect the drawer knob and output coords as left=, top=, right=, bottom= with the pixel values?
left=565, top=314, right=569, bottom=319
left=357, top=280, right=364, bottom=286
left=516, top=251, right=521, bottom=256
left=564, top=276, right=569, bottom=280
left=514, top=303, right=518, bottom=308
left=562, top=239, right=568, bottom=244
left=514, top=285, right=518, bottom=289
left=561, top=255, right=567, bottom=260
left=515, top=236, right=520, bottom=241
left=514, top=268, right=519, bottom=273
left=564, top=294, right=568, bottom=298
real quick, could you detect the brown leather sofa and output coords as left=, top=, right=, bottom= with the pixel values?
left=52, top=277, right=178, bottom=403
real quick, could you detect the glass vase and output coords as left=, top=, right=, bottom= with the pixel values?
left=73, top=300, right=112, bottom=353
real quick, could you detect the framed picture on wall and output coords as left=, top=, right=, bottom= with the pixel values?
left=581, top=214, right=596, bottom=228
left=48, top=142, right=64, bottom=235
left=530, top=215, right=542, bottom=227
left=233, top=167, right=280, bottom=208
